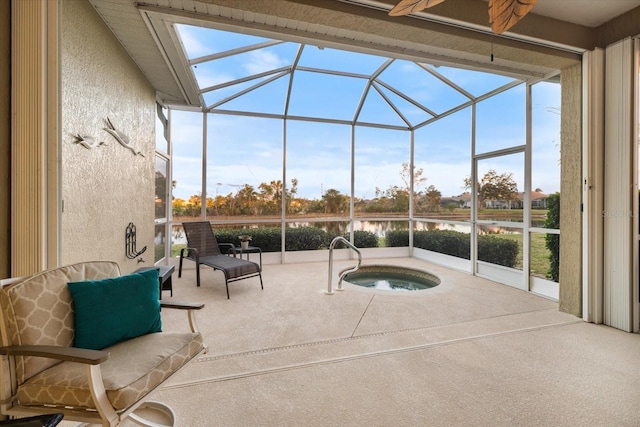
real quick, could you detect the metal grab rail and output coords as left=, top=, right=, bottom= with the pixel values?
left=326, top=236, right=362, bottom=295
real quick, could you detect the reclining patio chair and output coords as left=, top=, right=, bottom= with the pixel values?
left=0, top=261, right=207, bottom=426
left=179, top=221, right=263, bottom=299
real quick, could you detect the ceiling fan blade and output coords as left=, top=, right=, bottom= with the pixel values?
left=488, top=0, right=537, bottom=34
left=389, top=0, right=446, bottom=17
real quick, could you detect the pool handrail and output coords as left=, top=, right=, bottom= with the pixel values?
left=327, top=236, right=361, bottom=295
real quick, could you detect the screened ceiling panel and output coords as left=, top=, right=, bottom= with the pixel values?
left=177, top=25, right=274, bottom=58
left=191, top=45, right=296, bottom=89
left=173, top=21, right=531, bottom=130
left=377, top=62, right=471, bottom=116
left=373, top=85, right=434, bottom=125
left=296, top=46, right=388, bottom=75
left=287, top=71, right=368, bottom=121
left=357, top=89, right=413, bottom=127
left=430, top=65, right=519, bottom=98
left=207, top=75, right=290, bottom=114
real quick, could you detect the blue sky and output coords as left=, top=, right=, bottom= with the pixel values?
left=170, top=25, right=561, bottom=201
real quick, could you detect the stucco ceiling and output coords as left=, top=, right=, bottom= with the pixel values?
left=350, top=0, right=640, bottom=27
left=519, top=0, right=640, bottom=27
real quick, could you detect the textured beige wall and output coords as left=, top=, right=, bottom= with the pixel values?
left=61, top=0, right=155, bottom=273
left=0, top=1, right=9, bottom=279
left=559, top=63, right=583, bottom=316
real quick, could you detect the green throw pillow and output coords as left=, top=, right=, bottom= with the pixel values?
left=68, top=268, right=162, bottom=350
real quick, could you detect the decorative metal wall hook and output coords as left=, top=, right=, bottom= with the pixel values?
left=125, top=222, right=147, bottom=259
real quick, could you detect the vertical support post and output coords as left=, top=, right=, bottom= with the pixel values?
left=11, top=0, right=60, bottom=275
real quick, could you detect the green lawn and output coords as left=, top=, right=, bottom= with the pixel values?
left=171, top=244, right=188, bottom=258
left=497, top=232, right=551, bottom=278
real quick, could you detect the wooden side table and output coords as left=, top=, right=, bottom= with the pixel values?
left=135, top=265, right=175, bottom=299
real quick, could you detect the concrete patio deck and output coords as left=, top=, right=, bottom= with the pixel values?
left=130, top=257, right=639, bottom=426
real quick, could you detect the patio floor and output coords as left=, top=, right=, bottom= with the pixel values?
left=126, top=257, right=639, bottom=426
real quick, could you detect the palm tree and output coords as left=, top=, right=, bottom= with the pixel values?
left=322, top=188, right=346, bottom=214
left=257, top=180, right=284, bottom=215
left=236, top=184, right=258, bottom=214
left=423, top=185, right=442, bottom=212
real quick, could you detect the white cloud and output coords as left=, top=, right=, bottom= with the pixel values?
left=196, top=71, right=236, bottom=91
left=244, top=50, right=287, bottom=74
left=176, top=26, right=210, bottom=58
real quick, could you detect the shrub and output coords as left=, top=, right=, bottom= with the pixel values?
left=214, top=227, right=282, bottom=252
left=386, top=230, right=409, bottom=247
left=215, top=227, right=379, bottom=252
left=348, top=230, right=379, bottom=248
left=414, top=230, right=469, bottom=258
left=210, top=228, right=236, bottom=247
left=323, top=230, right=379, bottom=249
left=251, top=227, right=283, bottom=252
left=477, top=235, right=518, bottom=267
left=544, top=193, right=560, bottom=281
left=386, top=229, right=518, bottom=268
left=203, top=226, right=518, bottom=266
left=285, top=226, right=327, bottom=251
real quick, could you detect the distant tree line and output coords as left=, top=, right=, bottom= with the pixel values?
left=172, top=164, right=522, bottom=217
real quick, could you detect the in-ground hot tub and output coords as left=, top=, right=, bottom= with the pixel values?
left=342, top=264, right=441, bottom=291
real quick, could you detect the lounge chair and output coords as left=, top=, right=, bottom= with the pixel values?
left=178, top=221, right=263, bottom=299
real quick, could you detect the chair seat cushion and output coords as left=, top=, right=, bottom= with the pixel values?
left=16, top=331, right=203, bottom=411
left=200, top=255, right=260, bottom=277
